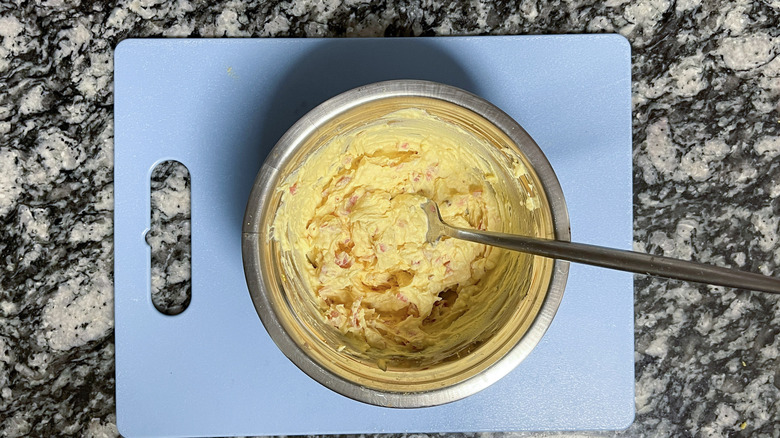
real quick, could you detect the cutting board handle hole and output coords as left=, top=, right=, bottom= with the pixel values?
left=148, top=160, right=192, bottom=316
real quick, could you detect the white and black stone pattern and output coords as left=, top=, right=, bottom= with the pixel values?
left=0, top=0, right=778, bottom=436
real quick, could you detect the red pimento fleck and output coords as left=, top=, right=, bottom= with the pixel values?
left=379, top=243, right=387, bottom=252
left=397, top=219, right=407, bottom=228
left=444, top=261, right=453, bottom=275
left=345, top=195, right=359, bottom=212
left=335, top=251, right=352, bottom=268
left=289, top=183, right=298, bottom=195
left=399, top=142, right=409, bottom=150
left=425, top=164, right=439, bottom=181
left=329, top=310, right=339, bottom=319
left=413, top=173, right=421, bottom=182
left=336, top=176, right=351, bottom=188
left=397, top=293, right=408, bottom=303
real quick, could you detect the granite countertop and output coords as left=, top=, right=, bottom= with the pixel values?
left=1, top=0, right=779, bottom=436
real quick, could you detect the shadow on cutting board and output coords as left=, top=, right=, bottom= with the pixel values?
left=228, top=39, right=478, bottom=234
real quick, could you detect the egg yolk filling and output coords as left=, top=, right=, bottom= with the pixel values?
left=273, top=108, right=528, bottom=357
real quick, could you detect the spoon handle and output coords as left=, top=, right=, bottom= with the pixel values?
left=447, top=227, right=780, bottom=294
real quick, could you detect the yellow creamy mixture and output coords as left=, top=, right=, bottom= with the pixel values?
left=273, top=108, right=517, bottom=356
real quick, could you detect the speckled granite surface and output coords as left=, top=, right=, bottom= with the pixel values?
left=1, top=0, right=779, bottom=436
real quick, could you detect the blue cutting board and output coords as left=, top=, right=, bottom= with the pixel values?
left=114, top=35, right=634, bottom=437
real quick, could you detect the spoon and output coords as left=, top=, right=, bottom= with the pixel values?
left=421, top=200, right=780, bottom=294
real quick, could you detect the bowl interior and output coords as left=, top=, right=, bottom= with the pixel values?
left=255, top=95, right=558, bottom=395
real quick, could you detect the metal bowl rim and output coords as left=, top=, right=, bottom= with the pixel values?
left=241, top=79, right=571, bottom=408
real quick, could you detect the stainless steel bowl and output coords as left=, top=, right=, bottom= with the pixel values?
left=242, top=80, right=570, bottom=408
